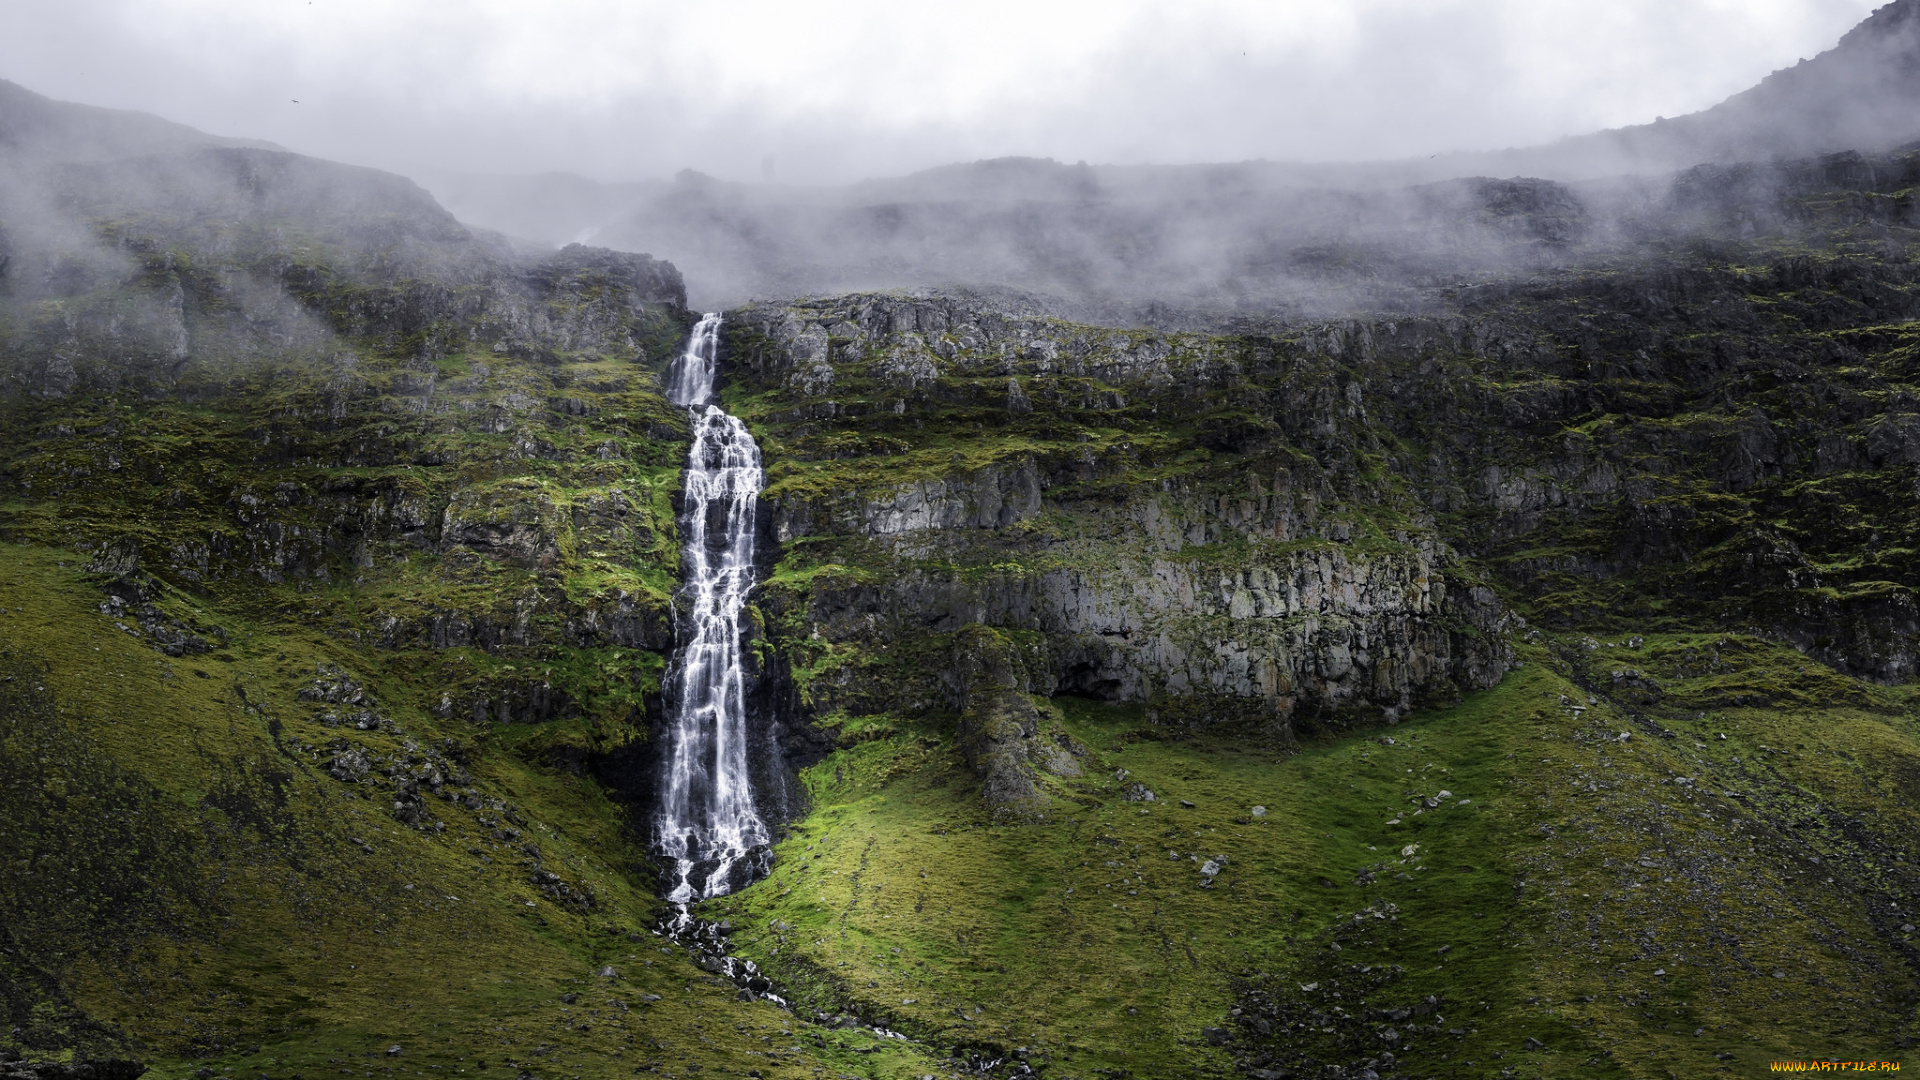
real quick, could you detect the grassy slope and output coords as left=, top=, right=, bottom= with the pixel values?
left=0, top=543, right=919, bottom=1079
left=705, top=635, right=1920, bottom=1078
left=9, top=518, right=1914, bottom=1079
left=703, top=254, right=1920, bottom=1075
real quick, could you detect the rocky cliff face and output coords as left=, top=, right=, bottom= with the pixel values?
left=12, top=142, right=1920, bottom=810
left=719, top=180, right=1920, bottom=787
left=722, top=295, right=1517, bottom=801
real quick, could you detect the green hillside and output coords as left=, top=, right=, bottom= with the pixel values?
left=5, top=125, right=1920, bottom=1080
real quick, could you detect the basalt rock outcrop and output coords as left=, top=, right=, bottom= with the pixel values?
left=726, top=295, right=1518, bottom=746
left=944, top=624, right=1086, bottom=813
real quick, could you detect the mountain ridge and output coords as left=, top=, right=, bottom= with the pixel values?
left=0, top=78, right=278, bottom=163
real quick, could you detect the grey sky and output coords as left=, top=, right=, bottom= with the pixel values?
left=0, top=0, right=1884, bottom=184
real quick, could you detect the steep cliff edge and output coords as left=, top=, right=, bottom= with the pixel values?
left=701, top=154, right=1920, bottom=851
left=723, top=295, right=1516, bottom=766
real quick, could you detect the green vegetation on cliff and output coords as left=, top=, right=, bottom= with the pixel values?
left=6, top=135, right=1920, bottom=1080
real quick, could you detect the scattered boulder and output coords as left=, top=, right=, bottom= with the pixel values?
left=299, top=664, right=371, bottom=706
left=87, top=549, right=225, bottom=657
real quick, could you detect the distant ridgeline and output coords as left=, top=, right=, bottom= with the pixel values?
left=431, top=0, right=1920, bottom=311
left=6, top=70, right=1920, bottom=1079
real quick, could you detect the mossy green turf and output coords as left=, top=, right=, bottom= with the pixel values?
left=0, top=243, right=944, bottom=1071
left=0, top=543, right=919, bottom=1079
left=9, top=516, right=1918, bottom=1077
left=705, top=637, right=1920, bottom=1077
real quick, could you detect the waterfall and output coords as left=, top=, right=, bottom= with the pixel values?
left=653, top=313, right=773, bottom=903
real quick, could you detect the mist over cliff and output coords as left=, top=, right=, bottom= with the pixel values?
left=11, top=2, right=1920, bottom=317
left=412, top=0, right=1920, bottom=311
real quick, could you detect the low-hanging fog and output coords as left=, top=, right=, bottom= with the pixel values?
left=3, top=0, right=1916, bottom=313
left=0, top=0, right=1881, bottom=183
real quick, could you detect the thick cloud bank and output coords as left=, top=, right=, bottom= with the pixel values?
left=0, top=0, right=1880, bottom=183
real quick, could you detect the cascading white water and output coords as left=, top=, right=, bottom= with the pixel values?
left=654, top=313, right=773, bottom=903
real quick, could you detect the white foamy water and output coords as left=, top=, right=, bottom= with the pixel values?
left=654, top=313, right=772, bottom=902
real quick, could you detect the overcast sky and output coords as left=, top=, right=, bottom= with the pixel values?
left=0, top=0, right=1885, bottom=185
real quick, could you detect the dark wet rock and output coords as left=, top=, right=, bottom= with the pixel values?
left=299, top=665, right=371, bottom=707
left=1005, top=378, right=1033, bottom=415
left=528, top=867, right=595, bottom=912
left=1607, top=668, right=1664, bottom=706
left=392, top=787, right=427, bottom=825
left=440, top=480, right=564, bottom=570
left=83, top=538, right=142, bottom=577
left=86, top=552, right=226, bottom=657
left=325, top=746, right=371, bottom=783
